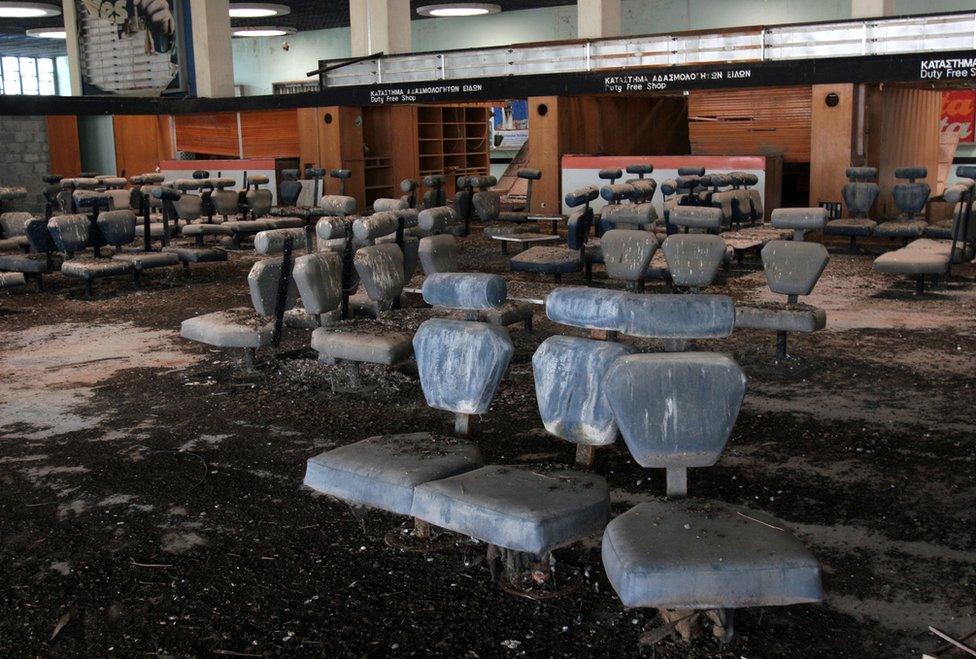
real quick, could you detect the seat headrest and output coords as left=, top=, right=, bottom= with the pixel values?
left=605, top=353, right=746, bottom=468
left=316, top=216, right=353, bottom=241
left=423, top=175, right=444, bottom=187
left=895, top=166, right=927, bottom=182
left=305, top=167, right=326, bottom=178
left=174, top=179, right=200, bottom=191
left=704, top=174, right=731, bottom=188
left=956, top=165, right=976, bottom=180
left=73, top=190, right=113, bottom=207
left=546, top=288, right=736, bottom=339
left=600, top=183, right=636, bottom=203
left=99, top=177, right=127, bottom=189
left=140, top=173, right=165, bottom=184
left=280, top=169, right=299, bottom=181
left=43, top=174, right=63, bottom=184
left=564, top=186, right=599, bottom=208
left=211, top=177, right=236, bottom=189
left=668, top=206, right=722, bottom=230
left=517, top=168, right=542, bottom=180
left=598, top=168, right=622, bottom=181
left=422, top=272, right=507, bottom=310
left=400, top=178, right=418, bottom=192
left=152, top=187, right=182, bottom=201
left=418, top=206, right=458, bottom=233
left=678, top=166, right=706, bottom=176
left=373, top=198, right=409, bottom=213
left=192, top=170, right=210, bottom=179
left=247, top=174, right=270, bottom=186
left=675, top=175, right=700, bottom=190
left=353, top=212, right=398, bottom=241
left=318, top=195, right=357, bottom=216
left=731, top=171, right=759, bottom=186
left=254, top=228, right=309, bottom=255
left=626, top=164, right=653, bottom=175
left=331, top=169, right=352, bottom=180
left=456, top=176, right=471, bottom=189
left=63, top=178, right=100, bottom=189
left=846, top=167, right=877, bottom=181
left=771, top=207, right=827, bottom=232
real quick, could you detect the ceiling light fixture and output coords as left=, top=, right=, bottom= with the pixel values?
left=0, top=2, right=61, bottom=18
left=26, top=26, right=66, bottom=39
left=228, top=3, right=290, bottom=19
left=232, top=26, right=296, bottom=37
left=416, top=3, right=501, bottom=18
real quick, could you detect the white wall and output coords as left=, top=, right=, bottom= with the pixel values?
left=78, top=115, right=116, bottom=175
left=232, top=1, right=976, bottom=95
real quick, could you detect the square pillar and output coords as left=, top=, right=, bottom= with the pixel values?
left=350, top=0, right=411, bottom=57
left=578, top=0, right=621, bottom=39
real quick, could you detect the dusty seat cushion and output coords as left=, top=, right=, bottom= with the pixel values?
left=303, top=432, right=482, bottom=516
left=411, top=465, right=610, bottom=555
left=823, top=218, right=877, bottom=236
left=183, top=224, right=234, bottom=237
left=265, top=217, right=306, bottom=230
left=0, top=272, right=26, bottom=288
left=0, top=253, right=61, bottom=274
left=874, top=220, right=926, bottom=238
left=311, top=329, right=414, bottom=366
left=0, top=236, right=29, bottom=252
left=735, top=303, right=827, bottom=332
left=163, top=246, right=228, bottom=263
left=223, top=220, right=271, bottom=234
left=484, top=224, right=534, bottom=238
left=602, top=500, right=822, bottom=610
left=180, top=308, right=274, bottom=348
left=112, top=251, right=181, bottom=270
left=498, top=211, right=531, bottom=223
left=61, top=258, right=134, bottom=281
left=873, top=247, right=949, bottom=275
left=510, top=246, right=580, bottom=274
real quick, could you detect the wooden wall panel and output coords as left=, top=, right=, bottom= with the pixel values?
left=317, top=106, right=365, bottom=205
left=174, top=112, right=239, bottom=157
left=528, top=97, right=561, bottom=214
left=240, top=109, right=299, bottom=158
left=46, top=115, right=81, bottom=177
left=297, top=107, right=321, bottom=171
left=809, top=84, right=855, bottom=209
left=113, top=114, right=175, bottom=178
left=689, top=86, right=812, bottom=163
left=877, top=87, right=941, bottom=217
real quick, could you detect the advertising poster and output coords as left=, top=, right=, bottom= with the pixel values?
left=491, top=100, right=528, bottom=151
left=77, top=0, right=184, bottom=96
left=941, top=90, right=975, bottom=144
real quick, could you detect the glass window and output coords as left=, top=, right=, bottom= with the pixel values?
left=19, top=57, right=38, bottom=96
left=38, top=58, right=55, bottom=96
left=1, top=56, right=22, bottom=95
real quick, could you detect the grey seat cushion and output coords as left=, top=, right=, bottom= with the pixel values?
left=0, top=253, right=61, bottom=274
left=265, top=217, right=306, bottom=229
left=873, top=246, right=949, bottom=275
left=163, top=246, right=228, bottom=263
left=112, top=251, right=181, bottom=270
left=923, top=222, right=954, bottom=240
left=0, top=236, right=29, bottom=252
left=602, top=500, right=822, bottom=609
left=874, top=219, right=926, bottom=238
left=183, top=224, right=234, bottom=237
left=61, top=258, right=134, bottom=281
left=303, top=432, right=482, bottom=516
left=510, top=246, right=580, bottom=274
left=311, top=329, right=414, bottom=365
left=181, top=308, right=274, bottom=348
left=223, top=220, right=271, bottom=234
left=139, top=222, right=179, bottom=239
left=0, top=272, right=26, bottom=288
left=823, top=218, right=876, bottom=237
left=735, top=303, right=827, bottom=333
left=411, top=465, right=610, bottom=554
left=484, top=224, right=534, bottom=238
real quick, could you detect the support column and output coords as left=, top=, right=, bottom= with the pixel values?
left=350, top=0, right=411, bottom=57
left=577, top=0, right=621, bottom=39
left=851, top=0, right=895, bottom=19
left=60, top=0, right=82, bottom=95
left=189, top=0, right=235, bottom=97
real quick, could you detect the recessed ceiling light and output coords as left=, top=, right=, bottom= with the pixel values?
left=232, top=26, right=296, bottom=37
left=417, top=3, right=501, bottom=18
left=228, top=3, right=290, bottom=19
left=0, top=2, right=61, bottom=18
left=26, top=26, right=66, bottom=39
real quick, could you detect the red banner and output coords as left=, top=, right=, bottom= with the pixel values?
left=941, top=91, right=975, bottom=144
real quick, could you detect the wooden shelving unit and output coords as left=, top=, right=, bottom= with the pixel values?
left=418, top=106, right=490, bottom=190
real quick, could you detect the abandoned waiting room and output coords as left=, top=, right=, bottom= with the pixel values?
left=1, top=0, right=975, bottom=656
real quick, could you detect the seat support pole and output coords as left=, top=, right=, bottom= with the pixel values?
left=454, top=412, right=472, bottom=437
left=776, top=331, right=788, bottom=360
left=666, top=467, right=687, bottom=498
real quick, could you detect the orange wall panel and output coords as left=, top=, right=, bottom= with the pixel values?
left=46, top=115, right=81, bottom=177
left=175, top=112, right=240, bottom=157
left=240, top=109, right=299, bottom=158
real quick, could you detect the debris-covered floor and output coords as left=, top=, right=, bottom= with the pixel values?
left=1, top=233, right=974, bottom=657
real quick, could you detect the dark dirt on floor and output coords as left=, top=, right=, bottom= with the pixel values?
left=0, top=230, right=974, bottom=657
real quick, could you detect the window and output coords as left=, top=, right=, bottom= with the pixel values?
left=0, top=56, right=59, bottom=96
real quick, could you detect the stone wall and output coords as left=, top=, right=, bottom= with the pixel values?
left=0, top=115, right=50, bottom=213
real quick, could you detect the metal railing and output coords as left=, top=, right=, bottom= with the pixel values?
left=321, top=12, right=976, bottom=88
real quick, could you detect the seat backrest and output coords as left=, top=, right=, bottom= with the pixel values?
left=211, top=189, right=240, bottom=216
left=25, top=217, right=54, bottom=253
left=319, top=195, right=357, bottom=217
left=279, top=170, right=302, bottom=206
left=892, top=166, right=930, bottom=217
left=246, top=189, right=273, bottom=217
left=293, top=251, right=342, bottom=316
left=418, top=206, right=459, bottom=235
left=353, top=243, right=404, bottom=306
left=48, top=214, right=91, bottom=255
left=601, top=229, right=658, bottom=282
left=175, top=194, right=203, bottom=222
left=419, top=234, right=459, bottom=274
left=96, top=210, right=136, bottom=248
left=373, top=198, right=409, bottom=213
left=0, top=212, right=32, bottom=237
left=605, top=352, right=747, bottom=469
left=421, top=272, right=506, bottom=310
left=842, top=166, right=880, bottom=218
left=472, top=190, right=501, bottom=223
left=661, top=234, right=726, bottom=288
left=761, top=241, right=829, bottom=298
left=247, top=257, right=299, bottom=317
